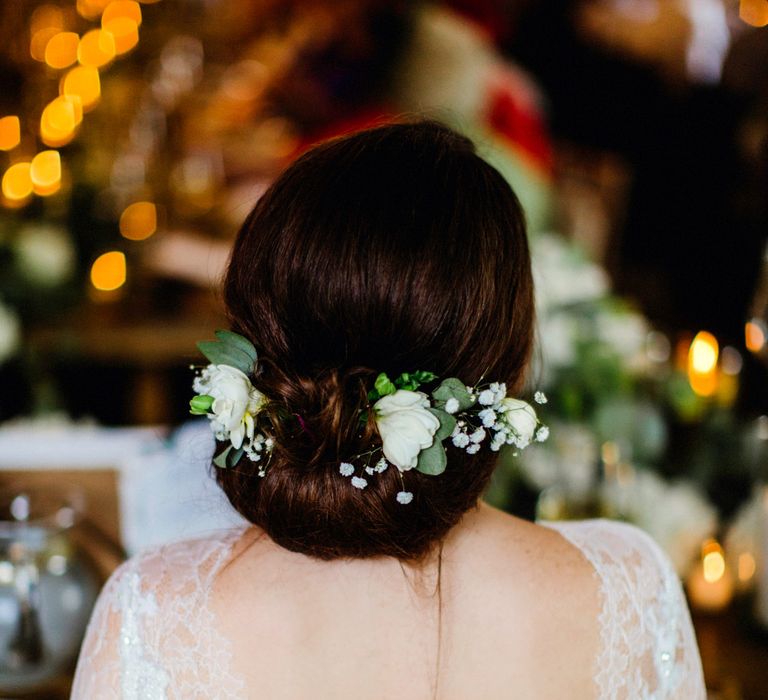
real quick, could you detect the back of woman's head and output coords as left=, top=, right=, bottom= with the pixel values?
left=219, top=120, right=534, bottom=560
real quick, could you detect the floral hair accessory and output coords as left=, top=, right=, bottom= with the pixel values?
left=190, top=330, right=273, bottom=474
left=190, top=331, right=549, bottom=503
left=337, top=372, right=548, bottom=504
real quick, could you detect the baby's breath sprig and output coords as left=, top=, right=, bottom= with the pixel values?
left=338, top=372, right=549, bottom=505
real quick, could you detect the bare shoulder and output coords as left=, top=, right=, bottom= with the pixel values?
left=443, top=503, right=602, bottom=697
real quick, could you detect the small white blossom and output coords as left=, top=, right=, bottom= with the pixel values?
left=365, top=466, right=375, bottom=475
left=479, top=409, right=497, bottom=428
left=396, top=491, right=414, bottom=504
left=534, top=391, right=548, bottom=405
left=258, top=469, right=266, bottom=477
left=246, top=451, right=262, bottom=462
left=444, top=397, right=460, bottom=414
left=466, top=443, right=481, bottom=455
left=535, top=425, right=550, bottom=442
left=469, top=427, right=486, bottom=443
left=265, top=437, right=274, bottom=448
left=452, top=432, right=470, bottom=448
left=351, top=476, right=368, bottom=490
left=374, top=458, right=389, bottom=473
left=478, top=389, right=495, bottom=406
left=490, top=382, right=507, bottom=402
left=339, top=462, right=355, bottom=477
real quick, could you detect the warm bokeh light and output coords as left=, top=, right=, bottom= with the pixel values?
left=103, top=1, right=142, bottom=26
left=103, top=17, right=140, bottom=55
left=77, top=29, right=116, bottom=69
left=702, top=540, right=726, bottom=583
left=690, top=331, right=719, bottom=373
left=30, top=150, right=62, bottom=196
left=31, top=28, right=61, bottom=63
left=0, top=117, right=21, bottom=151
left=91, top=251, right=127, bottom=291
left=2, top=162, right=34, bottom=201
left=687, top=331, right=719, bottom=397
left=745, top=318, right=766, bottom=353
left=45, top=32, right=80, bottom=69
left=40, top=98, right=77, bottom=147
left=61, top=66, right=101, bottom=111
left=77, top=0, right=111, bottom=20
left=737, top=552, right=756, bottom=583
left=30, top=5, right=65, bottom=61
left=120, top=201, right=157, bottom=240
left=740, top=0, right=768, bottom=26
left=31, top=4, right=65, bottom=33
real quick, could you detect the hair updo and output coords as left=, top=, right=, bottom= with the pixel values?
left=218, top=120, right=534, bottom=560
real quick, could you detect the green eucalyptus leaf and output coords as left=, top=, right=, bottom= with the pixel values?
left=432, top=377, right=474, bottom=411
left=213, top=445, right=233, bottom=469
left=374, top=372, right=396, bottom=397
left=189, top=394, right=214, bottom=415
left=367, top=389, right=380, bottom=402
left=214, top=330, right=258, bottom=363
left=415, top=440, right=447, bottom=476
left=196, top=341, right=254, bottom=375
left=413, top=370, right=437, bottom=384
left=226, top=446, right=245, bottom=468
left=428, top=407, right=456, bottom=441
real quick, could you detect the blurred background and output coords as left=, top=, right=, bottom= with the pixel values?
left=0, top=0, right=767, bottom=697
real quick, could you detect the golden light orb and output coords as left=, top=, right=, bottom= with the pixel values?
left=61, top=66, right=101, bottom=112
left=44, top=32, right=80, bottom=69
left=740, top=0, right=768, bottom=27
left=102, top=1, right=142, bottom=26
left=0, top=117, right=21, bottom=151
left=31, top=4, right=65, bottom=33
left=745, top=319, right=766, bottom=353
left=2, top=163, right=34, bottom=201
left=103, top=17, right=140, bottom=55
left=77, top=0, right=111, bottom=20
left=40, top=98, right=76, bottom=147
left=30, top=150, right=62, bottom=196
left=91, top=251, right=127, bottom=291
left=687, top=331, right=719, bottom=397
left=702, top=541, right=726, bottom=584
left=77, top=29, right=116, bottom=69
left=120, top=201, right=157, bottom=240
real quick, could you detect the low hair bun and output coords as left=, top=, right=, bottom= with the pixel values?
left=217, top=120, right=534, bottom=560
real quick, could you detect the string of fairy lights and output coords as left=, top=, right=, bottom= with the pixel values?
left=0, top=0, right=160, bottom=292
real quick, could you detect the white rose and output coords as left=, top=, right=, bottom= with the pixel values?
left=202, top=365, right=266, bottom=449
left=374, top=390, right=440, bottom=471
left=498, top=398, right=538, bottom=444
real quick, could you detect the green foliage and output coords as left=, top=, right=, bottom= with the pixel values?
left=189, top=394, right=214, bottom=415
left=197, top=329, right=258, bottom=375
left=428, top=407, right=457, bottom=441
left=416, top=440, right=447, bottom=475
left=212, top=444, right=245, bottom=469
left=367, top=370, right=436, bottom=402
left=432, top=377, right=474, bottom=411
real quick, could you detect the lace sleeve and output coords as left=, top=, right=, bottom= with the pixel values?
left=545, top=519, right=706, bottom=700
left=70, top=560, right=129, bottom=699
left=71, top=529, right=246, bottom=700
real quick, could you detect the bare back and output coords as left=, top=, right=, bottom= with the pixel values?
left=71, top=503, right=705, bottom=699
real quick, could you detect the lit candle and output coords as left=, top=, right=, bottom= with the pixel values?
left=687, top=540, right=734, bottom=613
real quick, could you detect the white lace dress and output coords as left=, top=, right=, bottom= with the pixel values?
left=70, top=519, right=706, bottom=699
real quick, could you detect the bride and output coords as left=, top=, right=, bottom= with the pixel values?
left=71, top=120, right=705, bottom=699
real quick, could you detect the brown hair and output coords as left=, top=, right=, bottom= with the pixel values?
left=218, top=120, right=534, bottom=560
